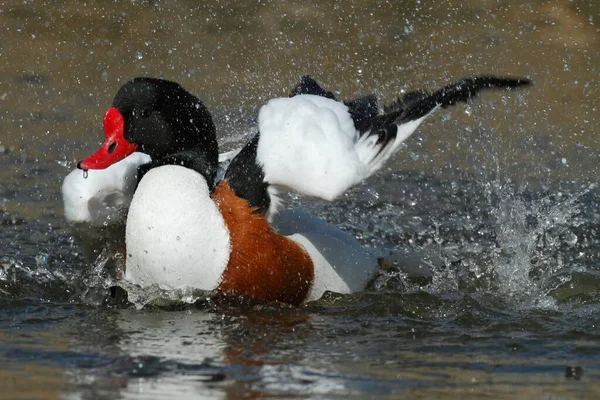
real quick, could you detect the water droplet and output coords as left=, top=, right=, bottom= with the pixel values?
left=563, top=231, right=578, bottom=246
left=35, top=252, right=49, bottom=267
left=176, top=236, right=181, bottom=241
left=83, top=170, right=88, bottom=179
left=135, top=49, right=143, bottom=60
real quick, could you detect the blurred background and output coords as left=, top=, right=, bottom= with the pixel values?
left=1, top=0, right=597, bottom=184
left=0, top=1, right=598, bottom=398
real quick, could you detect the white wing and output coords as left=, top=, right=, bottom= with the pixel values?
left=255, top=75, right=530, bottom=203
left=257, top=95, right=366, bottom=201
left=256, top=94, right=428, bottom=201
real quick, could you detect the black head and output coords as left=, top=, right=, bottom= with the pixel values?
left=78, top=78, right=219, bottom=183
left=112, top=78, right=217, bottom=159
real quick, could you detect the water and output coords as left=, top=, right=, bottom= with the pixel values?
left=1, top=0, right=599, bottom=398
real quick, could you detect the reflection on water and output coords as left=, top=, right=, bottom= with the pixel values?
left=2, top=297, right=599, bottom=399
left=1, top=0, right=599, bottom=398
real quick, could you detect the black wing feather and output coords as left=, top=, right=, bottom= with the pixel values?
left=359, top=76, right=531, bottom=158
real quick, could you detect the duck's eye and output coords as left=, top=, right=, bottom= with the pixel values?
left=139, top=109, right=151, bottom=118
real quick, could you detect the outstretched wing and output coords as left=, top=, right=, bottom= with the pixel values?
left=257, top=76, right=531, bottom=203
left=223, top=75, right=531, bottom=217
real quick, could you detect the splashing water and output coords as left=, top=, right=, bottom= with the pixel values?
left=341, top=171, right=597, bottom=312
left=119, top=281, right=212, bottom=309
left=486, top=182, right=595, bottom=307
left=77, top=245, right=212, bottom=308
left=77, top=246, right=121, bottom=304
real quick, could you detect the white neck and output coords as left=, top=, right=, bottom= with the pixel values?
left=125, top=165, right=231, bottom=291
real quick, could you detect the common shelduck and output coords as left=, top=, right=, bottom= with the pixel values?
left=64, top=75, right=530, bottom=305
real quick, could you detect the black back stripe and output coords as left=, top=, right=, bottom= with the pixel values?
left=224, top=133, right=271, bottom=214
